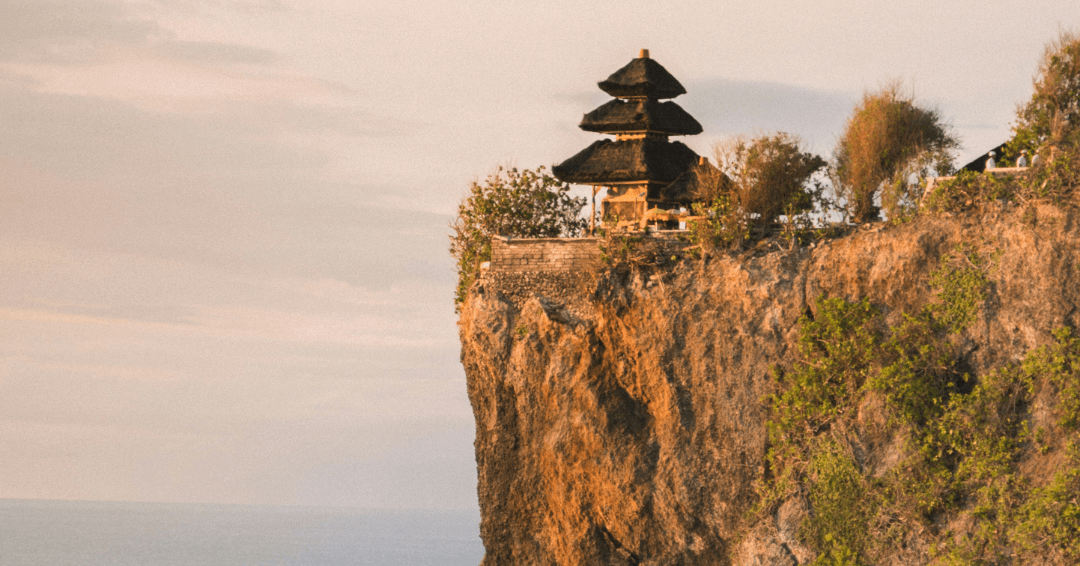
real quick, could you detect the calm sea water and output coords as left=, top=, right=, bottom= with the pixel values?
left=0, top=499, right=484, bottom=566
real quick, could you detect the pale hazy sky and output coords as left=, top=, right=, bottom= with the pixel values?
left=0, top=0, right=1076, bottom=510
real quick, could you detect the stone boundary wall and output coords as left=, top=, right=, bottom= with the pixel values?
left=486, top=236, right=602, bottom=274
left=478, top=233, right=691, bottom=311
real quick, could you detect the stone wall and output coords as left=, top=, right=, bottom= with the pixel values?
left=478, top=233, right=691, bottom=312
left=485, top=236, right=602, bottom=273
left=479, top=236, right=602, bottom=310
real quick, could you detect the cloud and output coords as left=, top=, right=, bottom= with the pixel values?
left=0, top=0, right=161, bottom=65
left=681, top=78, right=855, bottom=155
left=152, top=39, right=278, bottom=65
left=0, top=0, right=285, bottom=69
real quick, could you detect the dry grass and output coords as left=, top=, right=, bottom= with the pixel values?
left=833, top=82, right=958, bottom=222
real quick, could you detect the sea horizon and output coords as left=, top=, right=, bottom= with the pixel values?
left=0, top=498, right=484, bottom=566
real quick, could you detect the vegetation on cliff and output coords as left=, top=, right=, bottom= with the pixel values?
left=929, top=31, right=1080, bottom=214
left=450, top=166, right=587, bottom=306
left=832, top=82, right=959, bottom=223
left=685, top=87, right=957, bottom=256
left=1011, top=30, right=1080, bottom=159
left=686, top=133, right=829, bottom=253
left=762, top=242, right=1080, bottom=564
left=741, top=47, right=1080, bottom=560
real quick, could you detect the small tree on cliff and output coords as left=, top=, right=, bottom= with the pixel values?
left=450, top=165, right=587, bottom=306
left=1012, top=30, right=1080, bottom=157
left=712, top=132, right=827, bottom=226
left=690, top=133, right=827, bottom=251
left=833, top=83, right=958, bottom=222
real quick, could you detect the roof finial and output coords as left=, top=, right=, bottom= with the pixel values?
left=639, top=48, right=650, bottom=59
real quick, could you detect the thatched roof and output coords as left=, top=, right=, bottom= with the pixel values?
left=661, top=160, right=726, bottom=204
left=552, top=138, right=699, bottom=185
left=598, top=57, right=687, bottom=99
left=579, top=99, right=702, bottom=136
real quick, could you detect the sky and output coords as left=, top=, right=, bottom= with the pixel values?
left=0, top=0, right=1077, bottom=511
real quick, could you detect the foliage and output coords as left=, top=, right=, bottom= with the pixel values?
left=1011, top=444, right=1080, bottom=563
left=450, top=166, right=587, bottom=306
left=1026, top=327, right=1080, bottom=429
left=832, top=82, right=959, bottom=223
left=712, top=133, right=828, bottom=227
left=926, top=33, right=1080, bottom=216
left=925, top=133, right=1080, bottom=213
left=1012, top=30, right=1080, bottom=157
left=770, top=298, right=880, bottom=445
left=688, top=133, right=831, bottom=254
left=597, top=231, right=648, bottom=268
left=804, top=441, right=875, bottom=566
left=759, top=242, right=1080, bottom=565
left=923, top=169, right=1018, bottom=212
left=685, top=189, right=750, bottom=254
left=927, top=243, right=995, bottom=333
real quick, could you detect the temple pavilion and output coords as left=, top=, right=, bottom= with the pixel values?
left=553, top=49, right=705, bottom=231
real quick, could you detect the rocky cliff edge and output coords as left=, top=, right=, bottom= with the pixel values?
left=458, top=202, right=1080, bottom=566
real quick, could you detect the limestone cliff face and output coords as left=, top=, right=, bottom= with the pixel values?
left=458, top=203, right=1080, bottom=566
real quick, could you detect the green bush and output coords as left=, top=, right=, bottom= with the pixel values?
left=757, top=242, right=1080, bottom=564
left=449, top=166, right=587, bottom=305
left=686, top=189, right=749, bottom=254
left=927, top=243, right=995, bottom=333
left=1012, top=446, right=1080, bottom=563
left=804, top=441, right=875, bottom=566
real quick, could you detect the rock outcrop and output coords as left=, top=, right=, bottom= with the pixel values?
left=458, top=203, right=1080, bottom=566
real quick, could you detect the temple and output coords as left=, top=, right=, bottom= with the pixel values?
left=553, top=49, right=704, bottom=230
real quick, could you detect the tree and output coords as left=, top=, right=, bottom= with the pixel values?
left=1012, top=31, right=1080, bottom=156
left=833, top=83, right=958, bottom=222
left=689, top=133, right=826, bottom=252
left=712, top=132, right=827, bottom=227
left=450, top=165, right=587, bottom=306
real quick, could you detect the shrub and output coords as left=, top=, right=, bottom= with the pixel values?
left=759, top=244, right=1080, bottom=565
left=925, top=134, right=1080, bottom=212
left=804, top=441, right=875, bottom=566
left=711, top=132, right=827, bottom=228
left=1012, top=30, right=1080, bottom=157
left=688, top=133, right=828, bottom=254
left=686, top=187, right=749, bottom=254
left=449, top=166, right=587, bottom=305
left=927, top=243, right=995, bottom=333
left=833, top=83, right=958, bottom=222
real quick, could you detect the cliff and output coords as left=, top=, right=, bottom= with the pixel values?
left=458, top=202, right=1080, bottom=566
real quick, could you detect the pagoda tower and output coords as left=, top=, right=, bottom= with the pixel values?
left=553, top=49, right=703, bottom=230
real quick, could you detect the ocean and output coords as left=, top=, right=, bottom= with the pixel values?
left=0, top=499, right=484, bottom=566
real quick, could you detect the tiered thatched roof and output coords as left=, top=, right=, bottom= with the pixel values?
left=554, top=50, right=703, bottom=198
left=552, top=138, right=699, bottom=185
left=579, top=99, right=702, bottom=136
left=660, top=159, right=725, bottom=204
left=598, top=56, right=687, bottom=99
